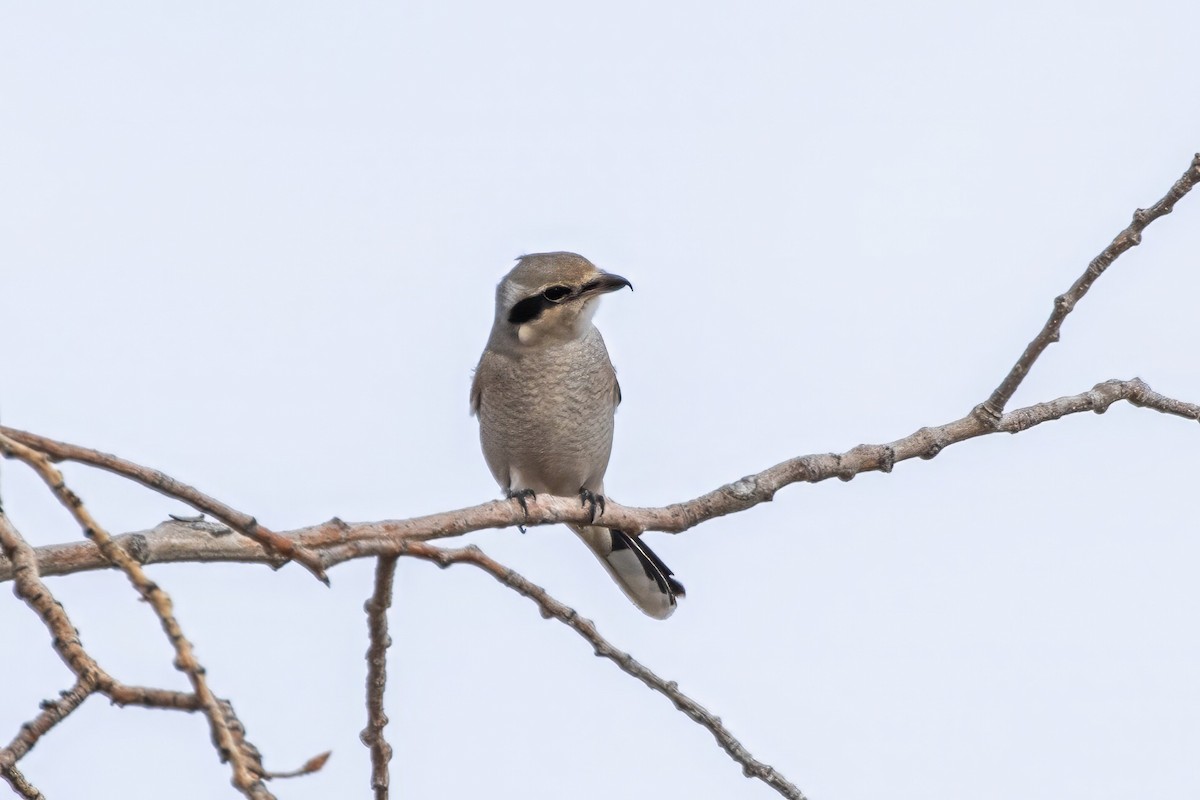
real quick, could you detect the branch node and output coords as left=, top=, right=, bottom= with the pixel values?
left=917, top=428, right=943, bottom=460
left=728, top=477, right=759, bottom=501
left=878, top=445, right=896, bottom=473
left=834, top=454, right=855, bottom=482
left=1123, top=377, right=1151, bottom=406
left=126, top=534, right=151, bottom=564
left=971, top=402, right=1002, bottom=429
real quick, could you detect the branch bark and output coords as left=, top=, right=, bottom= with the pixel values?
left=0, top=427, right=328, bottom=583
left=406, top=541, right=806, bottom=799
left=978, top=152, right=1200, bottom=420
left=4, top=377, right=1195, bottom=586
left=1, top=765, right=45, bottom=800
left=0, top=434, right=275, bottom=800
left=360, top=556, right=398, bottom=800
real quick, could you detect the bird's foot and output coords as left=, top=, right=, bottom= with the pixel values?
left=506, top=488, right=537, bottom=533
left=579, top=488, right=606, bottom=524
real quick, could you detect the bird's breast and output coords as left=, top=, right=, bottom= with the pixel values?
left=477, top=336, right=617, bottom=496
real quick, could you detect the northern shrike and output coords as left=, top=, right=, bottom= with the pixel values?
left=471, top=252, right=684, bottom=619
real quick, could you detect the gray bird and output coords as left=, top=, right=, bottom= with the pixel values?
left=471, top=252, right=685, bottom=619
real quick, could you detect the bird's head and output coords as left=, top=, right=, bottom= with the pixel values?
left=492, top=252, right=632, bottom=347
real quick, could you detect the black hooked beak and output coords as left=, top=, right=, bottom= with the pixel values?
left=581, top=273, right=633, bottom=296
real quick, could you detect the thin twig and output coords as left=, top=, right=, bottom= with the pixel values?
left=0, top=434, right=276, bottom=800
left=0, top=511, right=203, bottom=773
left=0, top=425, right=328, bottom=584
left=977, top=152, right=1200, bottom=421
left=105, top=683, right=203, bottom=711
left=360, top=557, right=398, bottom=800
left=404, top=540, right=806, bottom=799
left=0, top=509, right=108, bottom=773
left=5, top=377, right=1195, bottom=585
left=0, top=678, right=96, bottom=772
left=0, top=511, right=105, bottom=680
left=264, top=751, right=332, bottom=780
left=1, top=766, right=46, bottom=800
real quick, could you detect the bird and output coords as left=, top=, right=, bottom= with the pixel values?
left=470, top=252, right=685, bottom=619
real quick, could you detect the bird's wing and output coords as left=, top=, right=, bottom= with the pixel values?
left=469, top=352, right=495, bottom=417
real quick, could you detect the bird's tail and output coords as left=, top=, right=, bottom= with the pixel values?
left=569, top=524, right=685, bottom=620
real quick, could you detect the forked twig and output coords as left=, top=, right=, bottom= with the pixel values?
left=0, top=511, right=203, bottom=779
left=0, top=426, right=328, bottom=584
left=978, top=152, right=1200, bottom=420
left=0, top=433, right=275, bottom=800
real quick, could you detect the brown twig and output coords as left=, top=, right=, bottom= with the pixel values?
left=0, top=511, right=105, bottom=682
left=0, top=433, right=275, bottom=800
left=264, top=751, right=332, bottom=780
left=0, top=678, right=96, bottom=772
left=977, top=152, right=1200, bottom=421
left=0, top=510, right=112, bottom=773
left=4, top=377, right=1195, bottom=585
left=105, top=684, right=204, bottom=711
left=1, top=766, right=46, bottom=800
left=405, top=540, right=806, bottom=799
left=0, top=425, right=328, bottom=584
left=360, top=557, right=398, bottom=800
left=0, top=510, right=203, bottom=785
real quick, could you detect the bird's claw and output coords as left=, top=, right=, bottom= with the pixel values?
left=506, top=488, right=537, bottom=533
left=579, top=489, right=606, bottom=524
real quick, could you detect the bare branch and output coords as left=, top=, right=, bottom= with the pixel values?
left=0, top=509, right=204, bottom=779
left=0, top=511, right=106, bottom=681
left=0, top=678, right=95, bottom=772
left=1, top=766, right=46, bottom=800
left=405, top=540, right=807, bottom=800
left=360, top=557, right=398, bottom=800
left=105, top=684, right=203, bottom=711
left=0, top=425, right=328, bottom=584
left=0, top=434, right=275, bottom=800
left=978, top=152, right=1200, bottom=420
left=4, top=377, right=1194, bottom=587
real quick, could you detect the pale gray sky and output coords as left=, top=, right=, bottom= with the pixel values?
left=3, top=2, right=1199, bottom=799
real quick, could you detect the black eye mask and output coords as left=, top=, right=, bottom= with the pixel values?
left=507, top=285, right=573, bottom=325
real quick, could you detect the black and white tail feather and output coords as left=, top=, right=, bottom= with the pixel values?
left=571, top=524, right=685, bottom=619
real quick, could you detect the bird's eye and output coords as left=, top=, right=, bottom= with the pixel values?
left=542, top=285, right=571, bottom=303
